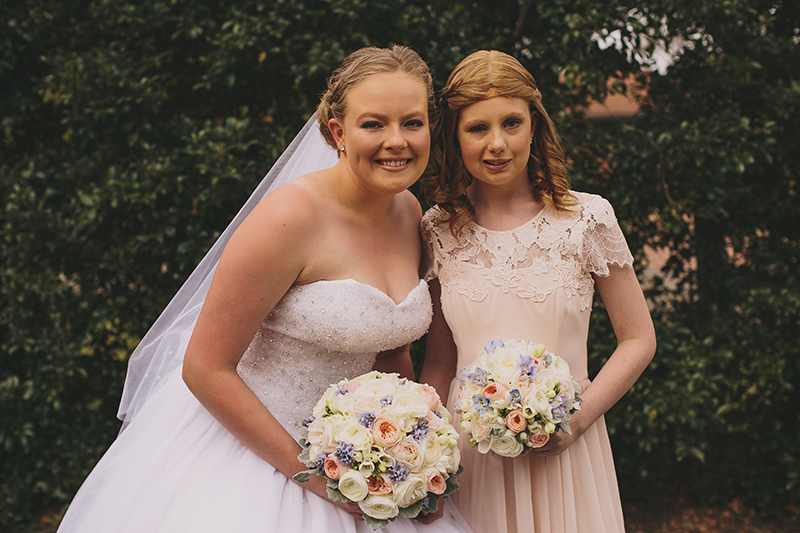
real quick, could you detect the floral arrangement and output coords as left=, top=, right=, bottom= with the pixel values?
left=456, top=340, right=582, bottom=457
left=294, top=371, right=462, bottom=529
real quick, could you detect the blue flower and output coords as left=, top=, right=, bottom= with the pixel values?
left=472, top=394, right=491, bottom=414
left=484, top=340, right=505, bottom=353
left=489, top=425, right=505, bottom=439
left=334, top=442, right=356, bottom=466
left=506, top=388, right=522, bottom=407
left=358, top=412, right=377, bottom=429
left=550, top=395, right=567, bottom=421
left=386, top=463, right=410, bottom=483
left=518, top=355, right=539, bottom=379
left=469, top=368, right=488, bottom=387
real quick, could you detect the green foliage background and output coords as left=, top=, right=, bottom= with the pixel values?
left=1, top=1, right=798, bottom=530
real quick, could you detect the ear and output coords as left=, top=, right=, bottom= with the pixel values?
left=529, top=113, right=538, bottom=139
left=328, top=118, right=345, bottom=149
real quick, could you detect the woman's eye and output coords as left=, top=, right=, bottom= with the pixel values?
left=361, top=121, right=382, bottom=129
left=505, top=119, right=521, bottom=128
left=406, top=119, right=424, bottom=128
left=467, top=125, right=487, bottom=133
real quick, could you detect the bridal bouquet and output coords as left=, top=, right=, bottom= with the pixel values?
left=294, top=371, right=462, bottom=529
left=456, top=340, right=582, bottom=458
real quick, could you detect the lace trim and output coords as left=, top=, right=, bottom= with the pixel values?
left=421, top=192, right=633, bottom=311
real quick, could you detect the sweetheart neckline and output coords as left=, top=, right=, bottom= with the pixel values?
left=294, top=278, right=426, bottom=307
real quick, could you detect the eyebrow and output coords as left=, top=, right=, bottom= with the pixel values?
left=460, top=112, right=527, bottom=129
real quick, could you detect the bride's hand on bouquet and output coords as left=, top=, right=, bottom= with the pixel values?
left=416, top=497, right=447, bottom=524
left=304, top=475, right=364, bottom=520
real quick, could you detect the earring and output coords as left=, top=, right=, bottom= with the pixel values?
left=529, top=138, right=533, bottom=144
left=339, top=145, right=345, bottom=152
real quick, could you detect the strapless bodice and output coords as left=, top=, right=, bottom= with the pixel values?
left=237, top=279, right=432, bottom=440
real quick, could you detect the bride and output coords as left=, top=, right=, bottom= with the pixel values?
left=57, top=45, right=471, bottom=533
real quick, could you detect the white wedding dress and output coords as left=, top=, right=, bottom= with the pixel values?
left=57, top=279, right=472, bottom=532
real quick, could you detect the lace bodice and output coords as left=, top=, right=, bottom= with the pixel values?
left=421, top=192, right=633, bottom=380
left=237, top=279, right=432, bottom=441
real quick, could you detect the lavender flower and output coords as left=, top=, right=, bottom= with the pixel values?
left=386, top=463, right=410, bottom=483
left=334, top=384, right=348, bottom=396
left=472, top=394, right=491, bottom=414
left=314, top=453, right=328, bottom=469
left=410, top=418, right=430, bottom=441
left=380, top=395, right=393, bottom=406
left=489, top=425, right=505, bottom=439
left=358, top=411, right=377, bottom=429
left=301, top=416, right=315, bottom=428
left=334, top=442, right=356, bottom=466
left=421, top=496, right=431, bottom=508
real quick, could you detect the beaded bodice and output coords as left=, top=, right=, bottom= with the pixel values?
left=237, top=279, right=432, bottom=441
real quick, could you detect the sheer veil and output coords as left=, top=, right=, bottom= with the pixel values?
left=117, top=113, right=338, bottom=431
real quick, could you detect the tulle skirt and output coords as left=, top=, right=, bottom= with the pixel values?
left=448, top=379, right=625, bottom=533
left=57, top=370, right=472, bottom=533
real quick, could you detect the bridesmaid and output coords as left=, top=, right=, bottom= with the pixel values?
left=419, top=50, right=656, bottom=533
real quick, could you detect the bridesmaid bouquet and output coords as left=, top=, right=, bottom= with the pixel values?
left=456, top=339, right=582, bottom=457
left=294, top=371, right=462, bottom=529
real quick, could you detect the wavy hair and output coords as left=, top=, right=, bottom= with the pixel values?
left=316, top=45, right=434, bottom=150
left=426, top=50, right=575, bottom=236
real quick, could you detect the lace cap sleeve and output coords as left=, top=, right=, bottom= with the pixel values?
left=579, top=194, right=634, bottom=277
left=420, top=208, right=444, bottom=282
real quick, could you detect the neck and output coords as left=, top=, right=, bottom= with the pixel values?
left=467, top=177, right=543, bottom=231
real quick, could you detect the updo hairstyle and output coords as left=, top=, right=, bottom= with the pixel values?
left=317, top=45, right=435, bottom=150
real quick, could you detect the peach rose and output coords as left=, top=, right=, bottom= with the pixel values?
left=367, top=474, right=393, bottom=495
left=424, top=410, right=445, bottom=432
left=323, top=454, right=349, bottom=480
left=422, top=467, right=447, bottom=495
left=481, top=382, right=509, bottom=402
left=505, top=409, right=528, bottom=433
left=420, top=384, right=442, bottom=411
left=390, top=437, right=424, bottom=472
left=371, top=415, right=402, bottom=447
left=526, top=430, right=550, bottom=449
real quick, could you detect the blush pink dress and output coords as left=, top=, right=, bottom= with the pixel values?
left=421, top=192, right=634, bottom=533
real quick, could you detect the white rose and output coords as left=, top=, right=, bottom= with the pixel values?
left=353, top=378, right=396, bottom=402
left=392, top=474, right=427, bottom=508
left=490, top=431, right=524, bottom=458
left=385, top=389, right=429, bottom=423
left=353, top=396, right=383, bottom=415
left=529, top=389, right=551, bottom=417
left=337, top=418, right=373, bottom=450
left=307, top=415, right=343, bottom=453
left=359, top=494, right=399, bottom=520
left=338, top=470, right=369, bottom=502
left=425, top=411, right=445, bottom=432
left=328, top=392, right=356, bottom=416
left=471, top=415, right=491, bottom=442
left=312, top=385, right=341, bottom=418
left=421, top=434, right=443, bottom=467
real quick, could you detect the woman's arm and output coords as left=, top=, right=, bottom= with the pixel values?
left=373, top=345, right=415, bottom=380
left=534, top=263, right=656, bottom=456
left=419, top=278, right=459, bottom=403
left=181, top=185, right=361, bottom=516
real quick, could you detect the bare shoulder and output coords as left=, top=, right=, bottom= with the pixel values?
left=392, top=189, right=423, bottom=227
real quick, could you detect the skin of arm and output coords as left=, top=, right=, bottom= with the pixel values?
left=533, top=263, right=656, bottom=456
left=181, top=182, right=362, bottom=518
left=373, top=344, right=416, bottom=381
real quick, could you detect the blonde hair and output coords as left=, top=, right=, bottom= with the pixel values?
left=316, top=45, right=434, bottom=150
left=425, top=50, right=575, bottom=236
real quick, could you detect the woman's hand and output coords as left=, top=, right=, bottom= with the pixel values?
left=303, top=475, right=364, bottom=520
left=415, top=497, right=447, bottom=524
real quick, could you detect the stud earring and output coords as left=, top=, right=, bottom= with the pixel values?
left=339, top=145, right=345, bottom=152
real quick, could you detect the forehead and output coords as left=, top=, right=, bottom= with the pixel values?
left=459, top=97, right=530, bottom=123
left=344, top=72, right=429, bottom=118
